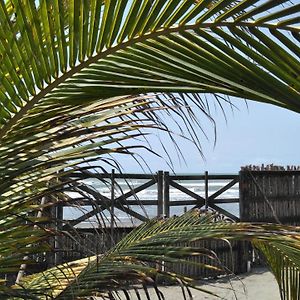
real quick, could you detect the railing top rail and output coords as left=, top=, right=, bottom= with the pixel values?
left=168, top=174, right=238, bottom=180
left=70, top=172, right=238, bottom=181
left=70, top=173, right=158, bottom=180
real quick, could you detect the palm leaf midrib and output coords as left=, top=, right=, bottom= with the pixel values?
left=1, top=18, right=297, bottom=140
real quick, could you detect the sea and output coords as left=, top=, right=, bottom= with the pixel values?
left=64, top=177, right=239, bottom=228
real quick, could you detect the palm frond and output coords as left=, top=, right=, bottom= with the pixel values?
left=0, top=1, right=300, bottom=299
left=0, top=0, right=299, bottom=136
left=15, top=210, right=300, bottom=300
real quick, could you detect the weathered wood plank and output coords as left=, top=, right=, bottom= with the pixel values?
left=157, top=171, right=164, bottom=217
left=114, top=178, right=156, bottom=202
left=164, top=172, right=170, bottom=217
left=208, top=178, right=239, bottom=200
left=209, top=203, right=240, bottom=221
left=169, top=180, right=205, bottom=204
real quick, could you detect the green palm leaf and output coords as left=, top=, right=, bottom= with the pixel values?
left=0, top=1, right=300, bottom=299
left=0, top=0, right=299, bottom=133
left=14, top=210, right=300, bottom=300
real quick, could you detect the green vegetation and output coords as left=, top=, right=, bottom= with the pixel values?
left=0, top=0, right=299, bottom=299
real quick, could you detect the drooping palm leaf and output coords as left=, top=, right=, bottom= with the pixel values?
left=1, top=0, right=299, bottom=214
left=14, top=210, right=300, bottom=300
left=1, top=0, right=299, bottom=198
left=0, top=94, right=172, bottom=286
left=0, top=1, right=300, bottom=299
left=0, top=0, right=299, bottom=136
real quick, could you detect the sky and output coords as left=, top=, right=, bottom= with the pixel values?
left=114, top=97, right=300, bottom=175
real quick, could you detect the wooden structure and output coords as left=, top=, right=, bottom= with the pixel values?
left=41, top=165, right=300, bottom=278
left=64, top=170, right=239, bottom=228
left=167, top=240, right=248, bottom=278
left=240, top=165, right=300, bottom=225
left=52, top=170, right=245, bottom=278
left=164, top=172, right=239, bottom=220
left=60, top=227, right=248, bottom=278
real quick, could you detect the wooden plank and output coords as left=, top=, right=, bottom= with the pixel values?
left=164, top=172, right=170, bottom=217
left=157, top=171, right=164, bottom=217
left=210, top=198, right=240, bottom=204
left=209, top=203, right=240, bottom=221
left=169, top=200, right=198, bottom=206
left=168, top=174, right=238, bottom=180
left=55, top=203, right=64, bottom=264
left=64, top=198, right=239, bottom=207
left=113, top=173, right=157, bottom=180
left=168, top=198, right=239, bottom=206
left=205, top=171, right=209, bottom=210
left=208, top=178, right=239, bottom=201
left=70, top=171, right=157, bottom=180
left=110, top=169, right=115, bottom=247
left=114, top=178, right=156, bottom=202
left=64, top=199, right=159, bottom=206
left=169, top=180, right=205, bottom=204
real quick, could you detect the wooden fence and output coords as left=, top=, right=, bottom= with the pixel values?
left=58, top=227, right=248, bottom=279
left=240, top=165, right=300, bottom=225
left=33, top=166, right=300, bottom=279
left=51, top=170, right=246, bottom=279
left=64, top=170, right=240, bottom=229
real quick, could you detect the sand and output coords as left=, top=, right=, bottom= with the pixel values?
left=113, top=268, right=280, bottom=300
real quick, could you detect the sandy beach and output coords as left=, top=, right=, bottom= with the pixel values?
left=114, top=267, right=280, bottom=300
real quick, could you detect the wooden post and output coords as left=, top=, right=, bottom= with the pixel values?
left=163, top=172, right=170, bottom=218
left=55, top=203, right=63, bottom=265
left=205, top=171, right=209, bottom=211
left=110, top=169, right=115, bottom=247
left=157, top=171, right=164, bottom=217
left=239, top=170, right=246, bottom=221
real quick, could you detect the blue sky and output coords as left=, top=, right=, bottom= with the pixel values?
left=114, top=98, right=300, bottom=174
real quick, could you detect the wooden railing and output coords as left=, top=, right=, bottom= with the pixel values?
left=63, top=170, right=240, bottom=229
left=35, top=166, right=300, bottom=276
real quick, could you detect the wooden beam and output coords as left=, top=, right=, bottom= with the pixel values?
left=170, top=180, right=205, bottom=204
left=205, top=171, right=209, bottom=210
left=164, top=172, right=170, bottom=217
left=209, top=203, right=240, bottom=222
left=116, top=204, right=148, bottom=222
left=208, top=178, right=239, bottom=201
left=64, top=199, right=159, bottom=206
left=114, top=178, right=156, bottom=202
left=168, top=174, right=238, bottom=180
left=157, top=171, right=164, bottom=217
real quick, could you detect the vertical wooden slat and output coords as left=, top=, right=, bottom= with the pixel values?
left=205, top=170, right=209, bottom=210
left=240, top=168, right=300, bottom=225
left=55, top=203, right=64, bottom=265
left=163, top=171, right=170, bottom=218
left=157, top=170, right=164, bottom=217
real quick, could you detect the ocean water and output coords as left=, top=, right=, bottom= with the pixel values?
left=64, top=177, right=239, bottom=227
